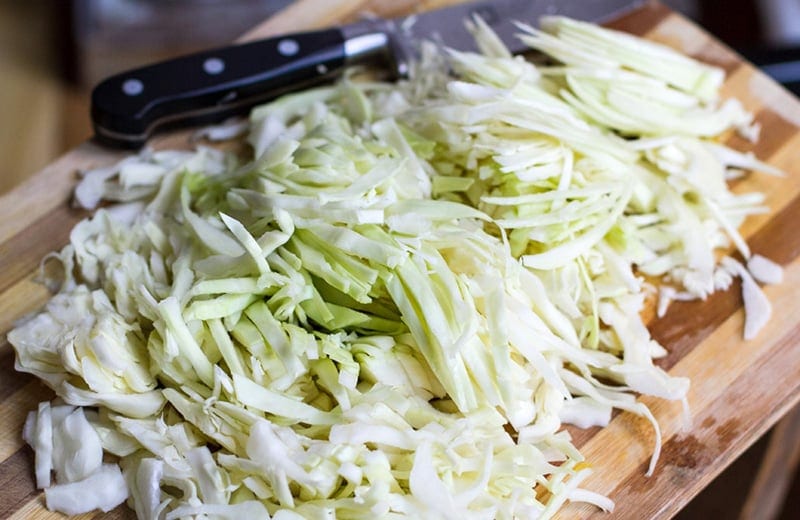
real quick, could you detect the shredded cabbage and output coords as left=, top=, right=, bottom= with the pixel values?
left=8, top=14, right=781, bottom=519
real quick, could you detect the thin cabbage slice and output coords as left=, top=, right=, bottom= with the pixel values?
left=22, top=402, right=55, bottom=489
left=721, top=256, right=773, bottom=340
left=44, top=464, right=128, bottom=515
left=748, top=254, right=783, bottom=285
left=525, top=16, right=724, bottom=101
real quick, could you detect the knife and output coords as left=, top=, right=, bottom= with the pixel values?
left=90, top=0, right=641, bottom=148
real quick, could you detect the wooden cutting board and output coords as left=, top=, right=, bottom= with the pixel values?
left=2, top=1, right=799, bottom=518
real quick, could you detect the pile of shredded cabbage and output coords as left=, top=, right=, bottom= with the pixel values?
left=9, top=16, right=783, bottom=519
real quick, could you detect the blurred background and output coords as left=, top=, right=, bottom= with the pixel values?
left=2, top=0, right=800, bottom=196
left=0, top=1, right=799, bottom=516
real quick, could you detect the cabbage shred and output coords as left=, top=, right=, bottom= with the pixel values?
left=9, top=16, right=780, bottom=519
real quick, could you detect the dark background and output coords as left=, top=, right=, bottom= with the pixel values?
left=48, top=0, right=800, bottom=99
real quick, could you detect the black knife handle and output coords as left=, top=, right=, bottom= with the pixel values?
left=91, top=28, right=368, bottom=148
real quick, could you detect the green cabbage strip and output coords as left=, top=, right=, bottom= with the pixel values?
left=9, top=16, right=781, bottom=520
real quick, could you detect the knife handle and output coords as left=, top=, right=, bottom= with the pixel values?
left=91, top=26, right=391, bottom=148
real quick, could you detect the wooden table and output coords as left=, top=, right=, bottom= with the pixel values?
left=1, top=1, right=799, bottom=518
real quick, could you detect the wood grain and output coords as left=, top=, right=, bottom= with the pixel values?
left=739, top=403, right=800, bottom=520
left=2, top=1, right=799, bottom=519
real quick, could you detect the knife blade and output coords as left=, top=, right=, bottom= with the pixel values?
left=90, top=0, right=642, bottom=148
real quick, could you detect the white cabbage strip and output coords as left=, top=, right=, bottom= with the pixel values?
left=9, top=15, right=780, bottom=519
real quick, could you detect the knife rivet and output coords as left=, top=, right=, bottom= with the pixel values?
left=122, top=79, right=143, bottom=96
left=278, top=38, right=300, bottom=57
left=203, top=57, right=225, bottom=75
left=316, top=64, right=328, bottom=74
